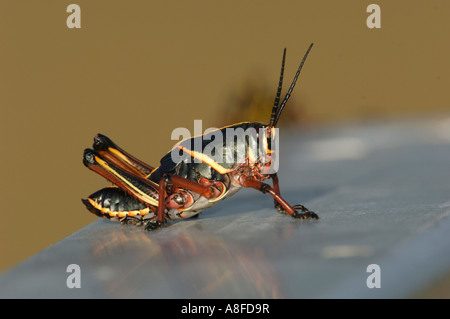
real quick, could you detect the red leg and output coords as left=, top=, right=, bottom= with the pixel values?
left=92, top=134, right=155, bottom=178
left=239, top=176, right=318, bottom=220
left=145, top=176, right=169, bottom=230
left=271, top=174, right=281, bottom=208
left=240, top=178, right=295, bottom=215
left=170, top=175, right=226, bottom=201
left=157, top=177, right=167, bottom=222
left=83, top=149, right=159, bottom=208
left=144, top=174, right=226, bottom=230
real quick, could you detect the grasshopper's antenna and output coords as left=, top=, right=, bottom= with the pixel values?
left=272, top=43, right=313, bottom=127
left=269, top=48, right=286, bottom=127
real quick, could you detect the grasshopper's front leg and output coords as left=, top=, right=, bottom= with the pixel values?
left=270, top=174, right=318, bottom=219
left=271, top=173, right=285, bottom=214
left=239, top=175, right=318, bottom=220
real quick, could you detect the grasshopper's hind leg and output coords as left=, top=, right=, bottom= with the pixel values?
left=83, top=148, right=161, bottom=218
left=92, top=134, right=155, bottom=178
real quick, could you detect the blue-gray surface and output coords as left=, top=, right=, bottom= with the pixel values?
left=1, top=117, right=450, bottom=298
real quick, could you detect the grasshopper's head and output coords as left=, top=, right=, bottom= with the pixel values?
left=267, top=43, right=313, bottom=134
left=252, top=44, right=313, bottom=176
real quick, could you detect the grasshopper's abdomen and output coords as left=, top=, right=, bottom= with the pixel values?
left=82, top=187, right=156, bottom=222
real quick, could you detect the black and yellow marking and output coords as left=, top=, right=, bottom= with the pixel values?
left=82, top=187, right=153, bottom=219
left=175, top=147, right=232, bottom=175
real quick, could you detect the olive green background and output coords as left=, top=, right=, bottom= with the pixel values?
left=1, top=1, right=449, bottom=272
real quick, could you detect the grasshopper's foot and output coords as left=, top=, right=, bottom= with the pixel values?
left=292, top=204, right=319, bottom=220
left=276, top=204, right=319, bottom=220
left=144, top=220, right=166, bottom=231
